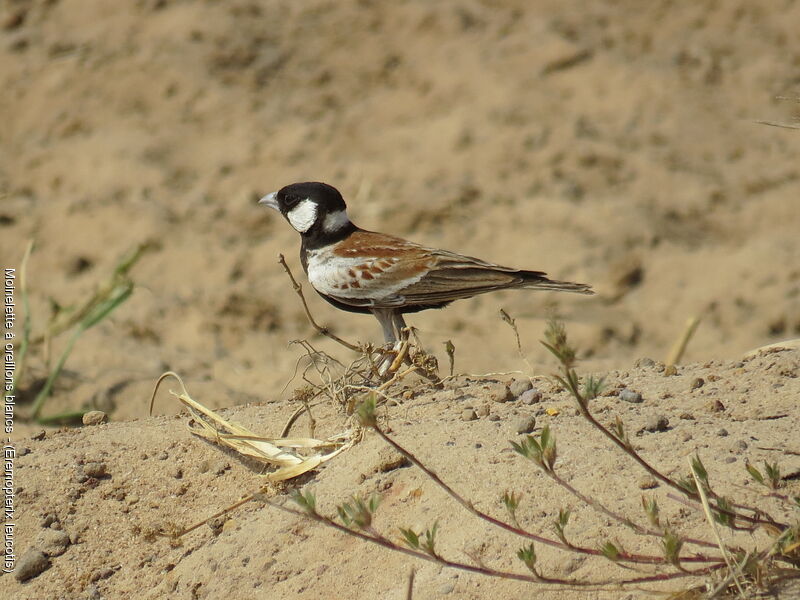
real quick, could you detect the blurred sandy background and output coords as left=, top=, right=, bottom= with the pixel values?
left=2, top=0, right=799, bottom=415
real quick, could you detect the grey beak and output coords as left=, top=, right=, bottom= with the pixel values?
left=258, top=192, right=279, bottom=210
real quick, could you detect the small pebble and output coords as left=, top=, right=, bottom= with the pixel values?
left=439, top=582, right=455, bottom=595
left=619, top=389, right=643, bottom=403
left=717, top=428, right=729, bottom=437
left=707, top=400, right=725, bottom=412
left=488, top=414, right=500, bottom=422
left=157, top=451, right=169, bottom=460
left=208, top=517, right=226, bottom=536
left=83, top=462, right=108, bottom=479
left=475, top=404, right=490, bottom=417
left=18, top=446, right=31, bottom=456
left=490, top=385, right=514, bottom=403
left=82, top=411, right=108, bottom=426
left=519, top=389, right=542, bottom=404
left=31, top=430, right=46, bottom=441
left=90, top=567, right=115, bottom=582
left=679, top=412, right=695, bottom=420
left=515, top=416, right=537, bottom=434
left=638, top=477, right=658, bottom=490
left=374, top=448, right=409, bottom=473
left=644, top=415, right=669, bottom=433
left=635, top=357, right=656, bottom=368
left=40, top=513, right=58, bottom=528
left=724, top=456, right=737, bottom=464
left=86, top=585, right=102, bottom=600
left=509, top=379, right=533, bottom=398
left=461, top=409, right=477, bottom=422
left=213, top=461, right=231, bottom=476
left=690, top=377, right=705, bottom=391
left=682, top=431, right=693, bottom=442
left=663, top=364, right=678, bottom=376
left=557, top=555, right=586, bottom=576
left=35, top=529, right=70, bottom=557
left=735, top=440, right=748, bottom=451
left=14, top=549, right=50, bottom=582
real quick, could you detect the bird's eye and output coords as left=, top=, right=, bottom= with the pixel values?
left=284, top=194, right=300, bottom=209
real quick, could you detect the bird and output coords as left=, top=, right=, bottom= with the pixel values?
left=260, top=182, right=593, bottom=344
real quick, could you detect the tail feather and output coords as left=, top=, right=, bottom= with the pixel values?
left=520, top=271, right=594, bottom=295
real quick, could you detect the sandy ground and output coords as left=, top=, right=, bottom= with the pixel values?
left=5, top=349, right=800, bottom=599
left=1, top=0, right=800, bottom=598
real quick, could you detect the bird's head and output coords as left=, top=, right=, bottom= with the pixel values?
left=259, top=182, right=353, bottom=237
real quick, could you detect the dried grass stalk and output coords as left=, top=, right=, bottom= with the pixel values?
left=149, top=372, right=359, bottom=481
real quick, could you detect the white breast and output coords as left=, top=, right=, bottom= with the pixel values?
left=306, top=248, right=420, bottom=303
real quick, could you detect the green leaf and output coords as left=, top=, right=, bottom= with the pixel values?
left=641, top=496, right=660, bottom=527
left=399, top=527, right=420, bottom=549
left=600, top=541, right=620, bottom=562
left=422, top=522, right=439, bottom=555
left=291, top=490, right=317, bottom=514
left=712, top=496, right=733, bottom=528
left=554, top=509, right=571, bottom=543
left=582, top=375, right=605, bottom=400
left=355, top=394, right=378, bottom=428
left=539, top=424, right=551, bottom=450
left=502, top=490, right=521, bottom=513
left=510, top=439, right=528, bottom=459
left=79, top=281, right=133, bottom=331
left=677, top=476, right=698, bottom=495
left=557, top=508, right=571, bottom=529
left=610, top=416, right=627, bottom=444
left=337, top=505, right=351, bottom=527
left=337, top=495, right=379, bottom=529
left=517, top=543, right=537, bottom=572
left=367, top=494, right=381, bottom=514
left=764, top=461, right=781, bottom=490
left=662, top=531, right=684, bottom=567
left=691, top=455, right=709, bottom=488
left=745, top=462, right=764, bottom=485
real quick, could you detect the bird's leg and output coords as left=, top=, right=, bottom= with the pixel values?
left=391, top=312, right=409, bottom=344
left=372, top=308, right=398, bottom=344
left=371, top=309, right=400, bottom=377
left=392, top=313, right=442, bottom=387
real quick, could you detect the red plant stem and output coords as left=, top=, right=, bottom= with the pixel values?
left=545, top=468, right=721, bottom=553
left=374, top=428, right=722, bottom=565
left=269, top=500, right=727, bottom=587
left=570, top=384, right=785, bottom=529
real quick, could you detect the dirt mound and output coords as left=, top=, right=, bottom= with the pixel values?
left=7, top=349, right=800, bottom=598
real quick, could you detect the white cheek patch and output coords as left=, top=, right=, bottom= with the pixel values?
left=322, top=210, right=350, bottom=233
left=286, top=199, right=318, bottom=233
